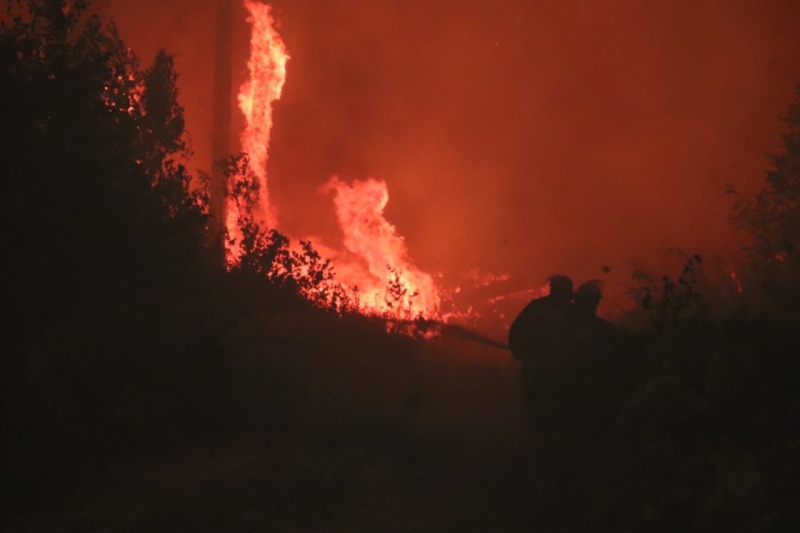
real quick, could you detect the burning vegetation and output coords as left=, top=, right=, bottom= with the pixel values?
left=4, top=1, right=800, bottom=532
left=227, top=2, right=442, bottom=322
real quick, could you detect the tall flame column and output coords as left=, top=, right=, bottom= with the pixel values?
left=234, top=0, right=289, bottom=232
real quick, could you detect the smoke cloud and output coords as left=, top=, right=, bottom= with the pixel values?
left=100, top=0, right=800, bottom=316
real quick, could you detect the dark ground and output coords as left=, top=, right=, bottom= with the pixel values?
left=4, top=311, right=800, bottom=533
left=6, top=339, right=544, bottom=533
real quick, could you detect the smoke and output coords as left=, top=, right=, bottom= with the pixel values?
left=100, top=0, right=800, bottom=318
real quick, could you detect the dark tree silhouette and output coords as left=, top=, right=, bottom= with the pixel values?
left=1, top=0, right=209, bottom=307
left=733, top=84, right=800, bottom=304
left=0, top=0, right=220, bottom=492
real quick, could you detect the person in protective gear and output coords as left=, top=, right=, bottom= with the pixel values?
left=508, top=274, right=574, bottom=434
left=564, top=280, right=625, bottom=439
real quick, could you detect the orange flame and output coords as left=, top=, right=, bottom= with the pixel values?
left=233, top=0, right=288, bottom=235
left=324, top=177, right=441, bottom=318
left=234, top=2, right=441, bottom=322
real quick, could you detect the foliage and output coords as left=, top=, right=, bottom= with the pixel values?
left=733, top=84, right=800, bottom=306
left=383, top=267, right=420, bottom=319
left=222, top=153, right=359, bottom=313
left=0, top=0, right=210, bottom=286
left=136, top=50, right=188, bottom=171
left=640, top=253, right=709, bottom=327
left=0, top=0, right=222, bottom=496
left=291, top=239, right=360, bottom=313
left=607, top=85, right=800, bottom=524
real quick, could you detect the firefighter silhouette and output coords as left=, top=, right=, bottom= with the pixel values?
left=508, top=275, right=574, bottom=433
left=509, top=277, right=621, bottom=436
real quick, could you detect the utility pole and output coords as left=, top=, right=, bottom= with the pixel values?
left=210, top=0, right=233, bottom=263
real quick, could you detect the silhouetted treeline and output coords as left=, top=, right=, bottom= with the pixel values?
left=577, top=262, right=800, bottom=531
left=581, top=103, right=800, bottom=528
left=0, top=0, right=212, bottom=493
left=0, top=0, right=382, bottom=508
left=733, top=83, right=800, bottom=307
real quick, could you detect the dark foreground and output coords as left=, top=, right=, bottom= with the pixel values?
left=6, top=339, right=529, bottom=532
left=5, top=316, right=799, bottom=533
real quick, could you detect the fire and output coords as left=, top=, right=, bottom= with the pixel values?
left=232, top=1, right=441, bottom=321
left=233, top=0, right=288, bottom=235
left=728, top=269, right=744, bottom=294
left=102, top=71, right=143, bottom=118
left=324, top=177, right=441, bottom=318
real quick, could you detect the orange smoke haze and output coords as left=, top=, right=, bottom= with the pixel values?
left=99, top=0, right=800, bottom=321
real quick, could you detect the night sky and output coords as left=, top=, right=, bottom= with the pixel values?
left=99, top=0, right=800, bottom=314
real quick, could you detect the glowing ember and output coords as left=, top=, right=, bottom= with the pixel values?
left=728, top=269, right=744, bottom=294
left=465, top=270, right=512, bottom=288
left=234, top=0, right=288, bottom=233
left=324, top=177, right=441, bottom=318
left=102, top=71, right=143, bottom=118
